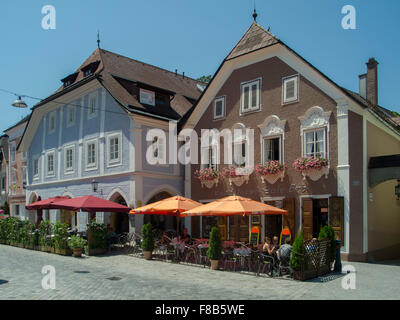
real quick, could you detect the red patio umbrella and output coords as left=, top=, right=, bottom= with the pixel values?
left=50, top=195, right=131, bottom=213
left=26, top=196, right=69, bottom=210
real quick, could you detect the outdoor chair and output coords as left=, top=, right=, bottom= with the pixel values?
left=165, top=244, right=178, bottom=262
left=222, top=249, right=240, bottom=272
left=197, top=246, right=209, bottom=268
left=257, top=253, right=275, bottom=277
left=277, top=255, right=292, bottom=277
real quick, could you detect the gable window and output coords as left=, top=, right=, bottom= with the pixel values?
left=86, top=140, right=97, bottom=169
left=213, top=96, right=225, bottom=119
left=150, top=135, right=165, bottom=165
left=241, top=79, right=260, bottom=113
left=49, top=112, right=56, bottom=133
left=46, top=152, right=55, bottom=177
left=304, top=128, right=326, bottom=158
left=263, top=137, right=281, bottom=162
left=201, top=133, right=218, bottom=170
left=283, top=75, right=298, bottom=104
left=33, top=157, right=39, bottom=179
left=67, top=106, right=75, bottom=127
left=88, top=93, right=98, bottom=119
left=233, top=141, right=246, bottom=167
left=64, top=146, right=75, bottom=174
left=107, top=133, right=122, bottom=166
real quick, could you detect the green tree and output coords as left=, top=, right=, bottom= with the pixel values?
left=290, top=232, right=304, bottom=271
left=141, top=223, right=154, bottom=252
left=207, top=226, right=222, bottom=260
left=197, top=75, right=212, bottom=83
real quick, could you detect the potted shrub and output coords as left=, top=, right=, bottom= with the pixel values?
left=141, top=223, right=154, bottom=260
left=86, top=219, right=107, bottom=255
left=290, top=232, right=304, bottom=280
left=207, top=226, right=222, bottom=270
left=38, top=220, right=53, bottom=252
left=194, top=167, right=220, bottom=188
left=54, top=221, right=72, bottom=256
left=68, top=235, right=86, bottom=257
left=293, top=156, right=329, bottom=181
left=255, top=161, right=286, bottom=184
left=0, top=218, right=7, bottom=244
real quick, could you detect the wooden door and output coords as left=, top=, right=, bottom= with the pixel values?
left=239, top=215, right=249, bottom=243
left=329, top=197, right=344, bottom=246
left=229, top=216, right=239, bottom=241
left=302, top=198, right=313, bottom=241
left=217, top=216, right=227, bottom=240
left=283, top=198, right=295, bottom=240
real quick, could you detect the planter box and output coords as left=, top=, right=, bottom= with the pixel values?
left=56, top=248, right=72, bottom=256
left=85, top=248, right=107, bottom=256
left=293, top=269, right=317, bottom=281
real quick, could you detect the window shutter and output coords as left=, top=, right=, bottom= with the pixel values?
left=329, top=197, right=344, bottom=245
left=302, top=198, right=313, bottom=240
left=283, top=198, right=295, bottom=240
left=211, top=145, right=217, bottom=169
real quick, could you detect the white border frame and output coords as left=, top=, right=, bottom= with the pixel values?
left=64, top=144, right=75, bottom=175
left=106, top=131, right=123, bottom=168
left=85, top=138, right=98, bottom=171
left=46, top=149, right=56, bottom=178
left=282, top=74, right=299, bottom=104
left=48, top=111, right=56, bottom=134
left=32, top=155, right=40, bottom=181
left=213, top=96, right=226, bottom=120
left=66, top=105, right=76, bottom=128
left=87, top=91, right=98, bottom=120
left=240, top=77, right=262, bottom=115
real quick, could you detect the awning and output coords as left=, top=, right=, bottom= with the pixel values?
left=26, top=196, right=69, bottom=210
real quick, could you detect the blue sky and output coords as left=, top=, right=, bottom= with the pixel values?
left=0, top=0, right=399, bottom=132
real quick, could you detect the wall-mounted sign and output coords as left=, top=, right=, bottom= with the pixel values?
left=139, top=88, right=155, bottom=106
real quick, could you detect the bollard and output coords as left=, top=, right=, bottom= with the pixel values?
left=334, top=239, right=342, bottom=273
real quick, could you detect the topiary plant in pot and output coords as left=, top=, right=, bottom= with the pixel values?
left=318, top=225, right=336, bottom=266
left=207, top=226, right=222, bottom=270
left=290, top=232, right=304, bottom=280
left=141, top=223, right=154, bottom=260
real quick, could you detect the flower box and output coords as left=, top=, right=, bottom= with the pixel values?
left=293, top=157, right=329, bottom=181
left=222, top=167, right=252, bottom=187
left=194, top=168, right=220, bottom=188
left=255, top=161, right=286, bottom=184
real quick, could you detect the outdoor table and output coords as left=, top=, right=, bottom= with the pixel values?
left=233, top=247, right=252, bottom=271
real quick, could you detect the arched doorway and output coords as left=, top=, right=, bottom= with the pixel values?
left=144, top=191, right=174, bottom=232
left=109, top=193, right=129, bottom=234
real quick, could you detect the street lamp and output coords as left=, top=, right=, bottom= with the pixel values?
left=395, top=180, right=400, bottom=200
left=12, top=96, right=28, bottom=108
left=91, top=179, right=99, bottom=193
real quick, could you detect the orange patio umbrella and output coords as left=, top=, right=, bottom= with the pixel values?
left=180, top=195, right=288, bottom=217
left=130, top=195, right=202, bottom=235
left=129, top=195, right=202, bottom=216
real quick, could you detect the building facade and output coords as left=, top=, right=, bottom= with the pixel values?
left=183, top=21, right=400, bottom=262
left=19, top=48, right=204, bottom=234
left=4, top=116, right=30, bottom=220
left=0, top=134, right=9, bottom=208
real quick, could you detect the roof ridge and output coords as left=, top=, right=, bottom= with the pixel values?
left=100, top=48, right=205, bottom=84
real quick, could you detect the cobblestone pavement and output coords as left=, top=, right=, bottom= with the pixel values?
left=0, top=245, right=399, bottom=300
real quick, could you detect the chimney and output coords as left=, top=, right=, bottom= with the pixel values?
left=366, top=57, right=378, bottom=105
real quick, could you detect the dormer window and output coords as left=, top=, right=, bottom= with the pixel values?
left=81, top=61, right=100, bottom=78
left=61, top=72, right=78, bottom=88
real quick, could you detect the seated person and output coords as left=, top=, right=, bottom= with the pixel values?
left=271, top=236, right=280, bottom=254
left=262, top=236, right=273, bottom=255
left=277, top=237, right=292, bottom=266
left=160, top=231, right=171, bottom=246
left=179, top=228, right=191, bottom=244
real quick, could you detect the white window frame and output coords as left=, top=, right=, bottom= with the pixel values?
left=262, top=135, right=282, bottom=163
left=240, top=78, right=261, bottom=114
left=46, top=150, right=55, bottom=177
left=282, top=75, right=299, bottom=104
left=213, top=96, right=226, bottom=120
left=33, top=156, right=39, bottom=180
left=85, top=139, right=98, bottom=171
left=87, top=92, right=98, bottom=119
left=303, top=128, right=327, bottom=159
left=49, top=111, right=56, bottom=134
left=64, top=144, right=75, bottom=174
left=106, top=132, right=122, bottom=167
left=200, top=144, right=219, bottom=170
left=66, top=105, right=75, bottom=127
